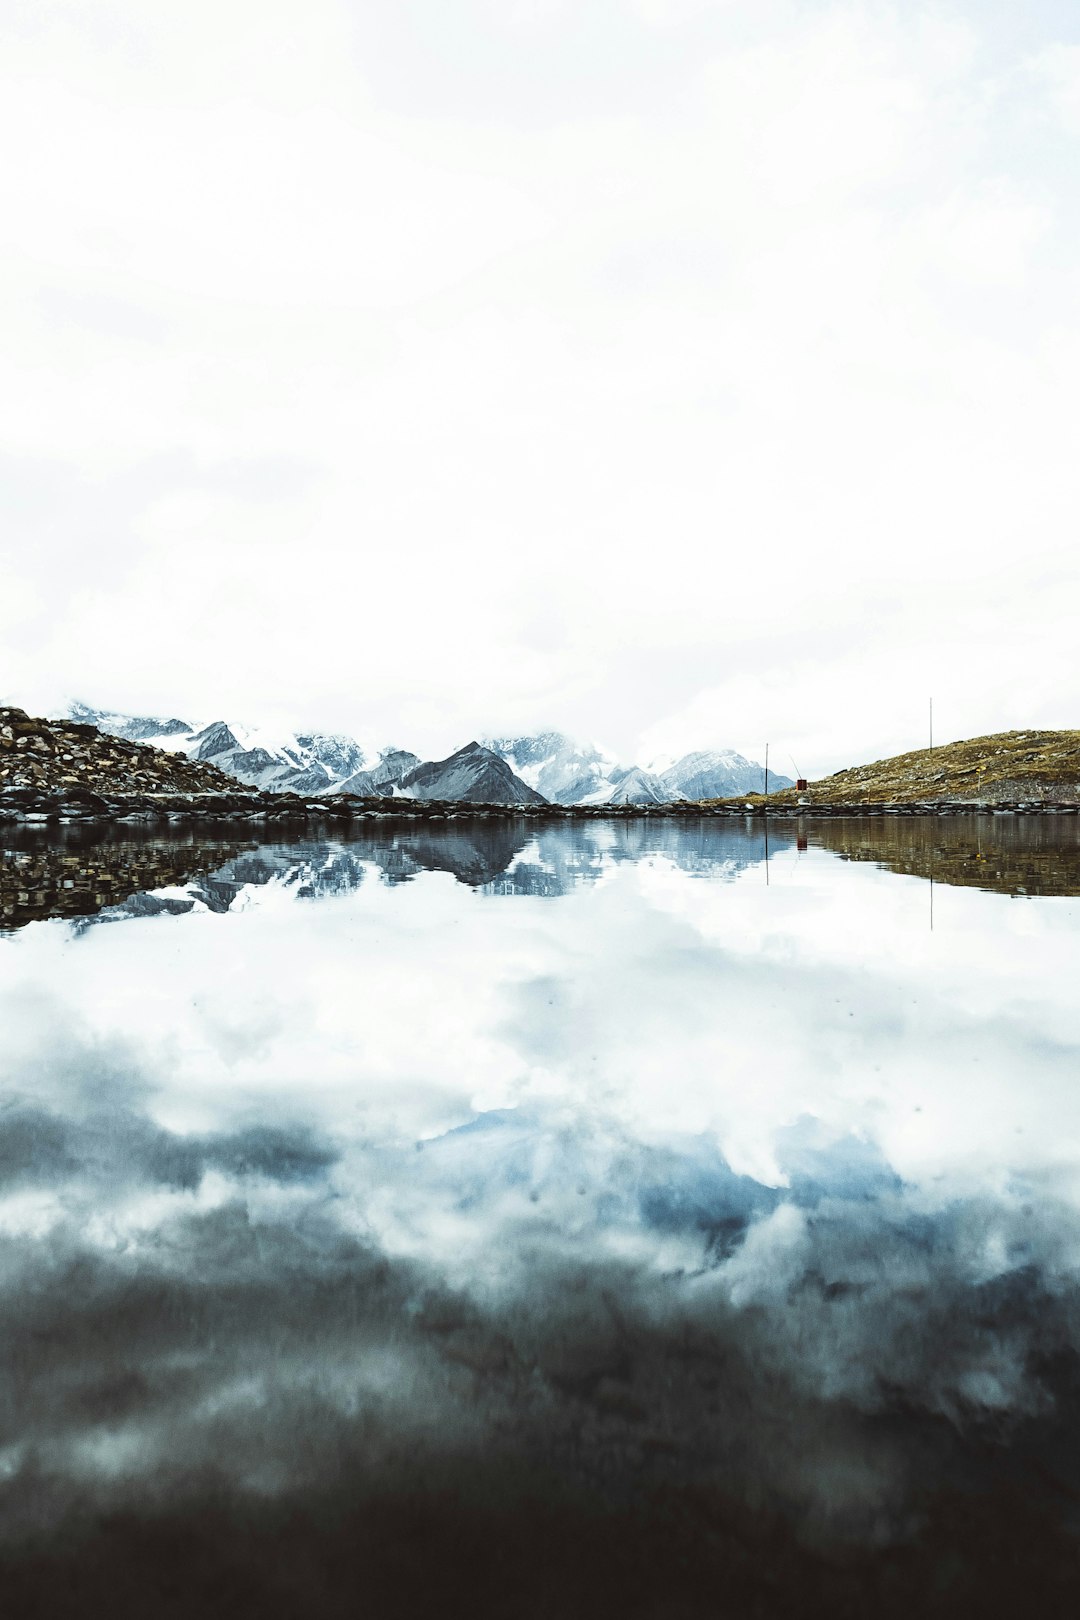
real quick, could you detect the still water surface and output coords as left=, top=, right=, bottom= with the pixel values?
left=2, top=816, right=1080, bottom=1616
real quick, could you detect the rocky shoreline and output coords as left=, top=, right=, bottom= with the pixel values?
left=2, top=790, right=1080, bottom=829
left=4, top=785, right=1080, bottom=826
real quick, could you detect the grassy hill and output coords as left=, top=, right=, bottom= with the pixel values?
left=729, top=730, right=1080, bottom=807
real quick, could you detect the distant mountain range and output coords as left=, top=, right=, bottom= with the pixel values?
left=69, top=819, right=782, bottom=929
left=483, top=733, right=790, bottom=803
left=60, top=704, right=791, bottom=805
left=62, top=702, right=419, bottom=797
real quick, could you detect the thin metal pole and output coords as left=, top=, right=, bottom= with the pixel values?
left=764, top=742, right=769, bottom=799
left=929, top=698, right=933, bottom=761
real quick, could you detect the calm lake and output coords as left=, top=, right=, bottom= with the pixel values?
left=2, top=814, right=1080, bottom=1617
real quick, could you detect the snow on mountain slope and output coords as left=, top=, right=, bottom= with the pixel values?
left=65, top=700, right=194, bottom=745
left=60, top=703, right=382, bottom=795
left=657, top=750, right=794, bottom=800
left=60, top=706, right=785, bottom=804
left=581, top=766, right=683, bottom=806
left=483, top=732, right=620, bottom=805
left=184, top=721, right=373, bottom=793
left=487, top=734, right=783, bottom=804
left=330, top=749, right=422, bottom=797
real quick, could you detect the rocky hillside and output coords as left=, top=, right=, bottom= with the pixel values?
left=754, top=730, right=1080, bottom=806
left=0, top=707, right=241, bottom=798
left=65, top=702, right=378, bottom=796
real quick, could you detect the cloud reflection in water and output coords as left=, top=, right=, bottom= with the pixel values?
left=1, top=819, right=1079, bottom=1614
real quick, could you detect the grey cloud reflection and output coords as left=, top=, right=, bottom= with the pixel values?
left=0, top=1099, right=1080, bottom=1618
left=0, top=1103, right=337, bottom=1195
left=0, top=1073, right=1077, bottom=1501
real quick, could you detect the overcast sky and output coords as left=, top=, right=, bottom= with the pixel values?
left=2, top=0, right=1079, bottom=772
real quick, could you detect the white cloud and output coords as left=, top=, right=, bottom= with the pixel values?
left=1027, top=40, right=1080, bottom=133
left=2, top=1, right=1080, bottom=767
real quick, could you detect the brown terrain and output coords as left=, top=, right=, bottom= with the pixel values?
left=736, top=729, right=1080, bottom=808
left=0, top=705, right=237, bottom=798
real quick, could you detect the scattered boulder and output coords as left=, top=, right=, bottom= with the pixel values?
left=0, top=706, right=240, bottom=799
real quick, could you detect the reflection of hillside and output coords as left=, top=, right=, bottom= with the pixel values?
left=809, top=814, right=1080, bottom=896
left=1, top=826, right=252, bottom=931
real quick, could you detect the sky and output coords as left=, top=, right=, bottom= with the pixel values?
left=2, top=0, right=1079, bottom=774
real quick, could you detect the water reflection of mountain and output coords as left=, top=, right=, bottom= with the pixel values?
left=162, top=822, right=786, bottom=909
left=354, top=821, right=533, bottom=887
left=3, top=820, right=787, bottom=929
left=483, top=819, right=786, bottom=895
left=807, top=813, right=1080, bottom=897
left=186, top=846, right=371, bottom=913
left=9, top=815, right=1080, bottom=930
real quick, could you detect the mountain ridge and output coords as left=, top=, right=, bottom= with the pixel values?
left=399, top=742, right=546, bottom=806
left=483, top=731, right=789, bottom=804
left=54, top=703, right=787, bottom=805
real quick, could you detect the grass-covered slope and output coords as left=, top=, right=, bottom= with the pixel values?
left=728, top=730, right=1080, bottom=806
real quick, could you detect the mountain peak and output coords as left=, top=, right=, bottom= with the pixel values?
left=401, top=743, right=546, bottom=805
left=59, top=703, right=781, bottom=806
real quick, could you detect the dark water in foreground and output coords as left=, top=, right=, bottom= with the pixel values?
left=2, top=815, right=1080, bottom=1617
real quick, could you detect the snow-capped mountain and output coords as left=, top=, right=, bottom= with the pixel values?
left=182, top=720, right=371, bottom=794
left=582, top=766, right=682, bottom=806
left=329, top=749, right=421, bottom=797
left=484, top=734, right=785, bottom=804
left=61, top=703, right=390, bottom=797
left=656, top=750, right=793, bottom=799
left=66, top=700, right=193, bottom=743
left=481, top=732, right=618, bottom=805
left=400, top=742, right=546, bottom=805
left=60, top=705, right=785, bottom=805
